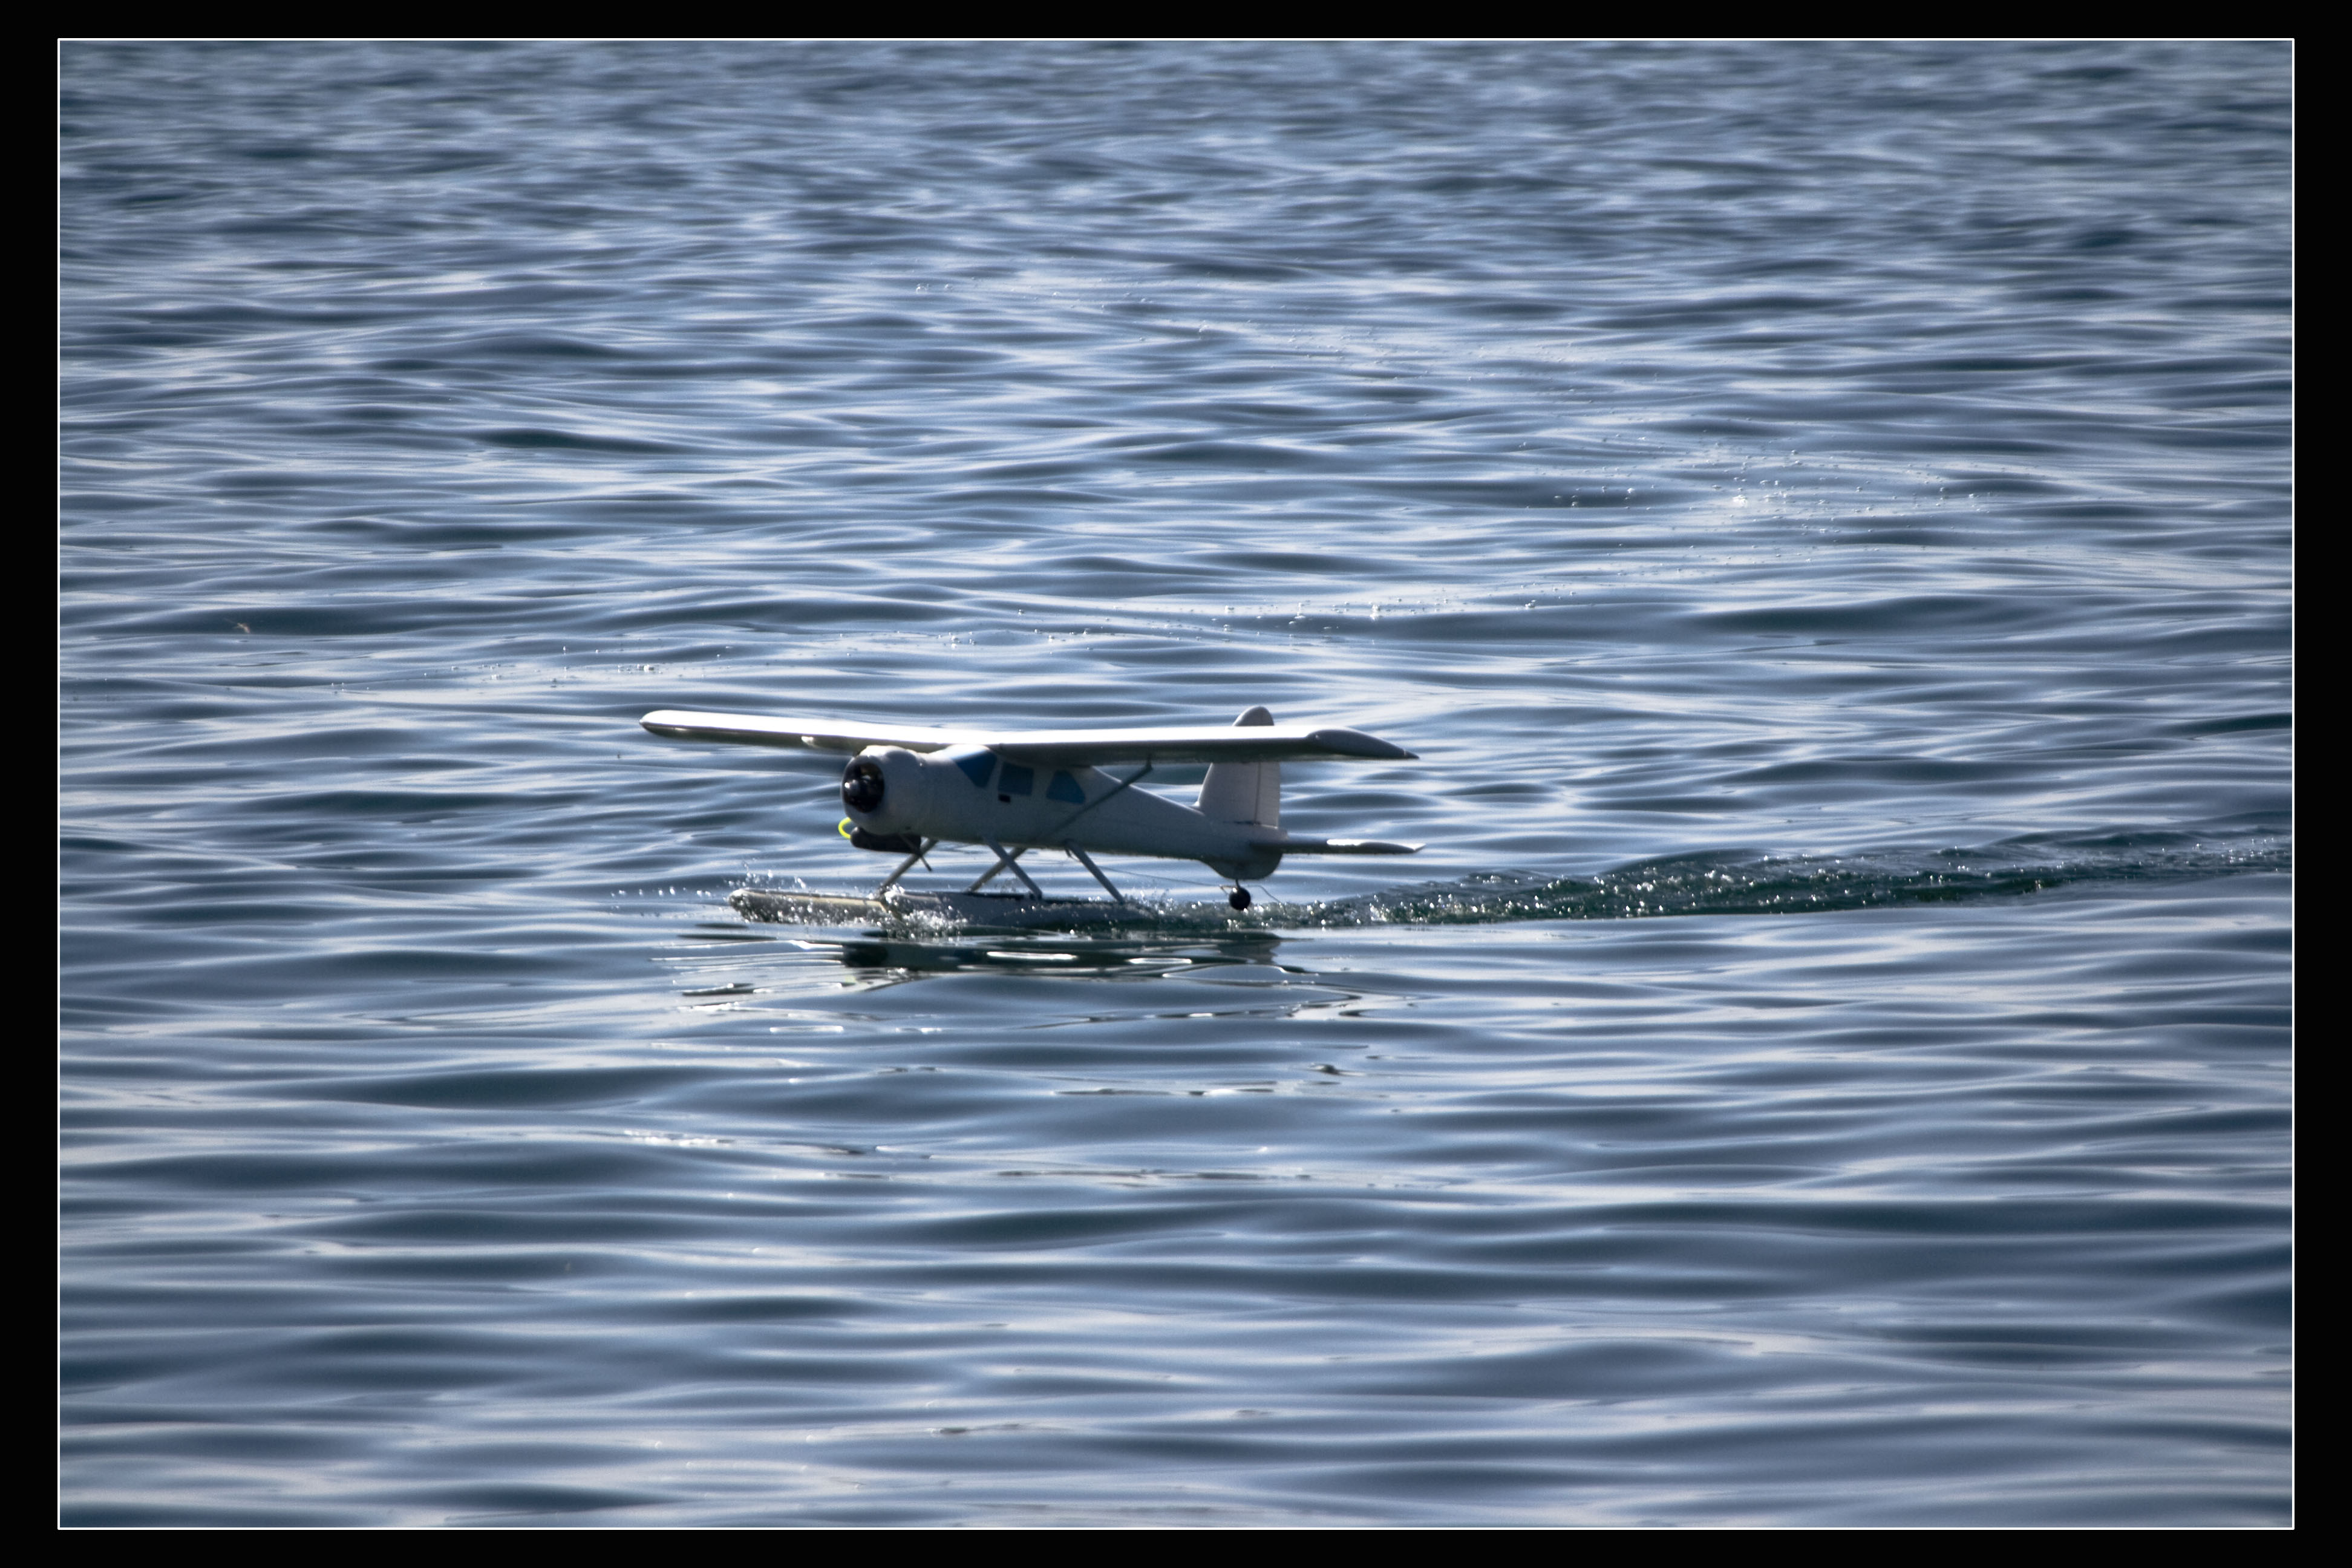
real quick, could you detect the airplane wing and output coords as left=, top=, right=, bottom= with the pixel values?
left=982, top=726, right=1416, bottom=765
left=642, top=711, right=1417, bottom=764
left=639, top=710, right=972, bottom=753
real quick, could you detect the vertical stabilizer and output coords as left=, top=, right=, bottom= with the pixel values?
left=1197, top=705, right=1281, bottom=828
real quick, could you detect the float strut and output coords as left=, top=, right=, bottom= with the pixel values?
left=1062, top=841, right=1126, bottom=904
left=974, top=837, right=1046, bottom=899
left=875, top=839, right=935, bottom=895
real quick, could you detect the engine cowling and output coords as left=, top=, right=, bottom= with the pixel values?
left=838, top=746, right=953, bottom=840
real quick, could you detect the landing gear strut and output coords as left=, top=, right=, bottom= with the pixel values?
left=1228, top=887, right=1252, bottom=912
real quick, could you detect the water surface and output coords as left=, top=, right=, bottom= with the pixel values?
left=62, top=41, right=2290, bottom=1525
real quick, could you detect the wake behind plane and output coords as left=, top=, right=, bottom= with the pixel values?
left=639, top=704, right=1421, bottom=917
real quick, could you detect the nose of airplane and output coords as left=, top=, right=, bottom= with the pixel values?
left=841, top=756, right=886, bottom=814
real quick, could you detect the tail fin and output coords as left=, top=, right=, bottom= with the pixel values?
left=1197, top=705, right=1281, bottom=828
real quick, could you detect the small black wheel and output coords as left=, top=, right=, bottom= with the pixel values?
left=1228, top=888, right=1252, bottom=911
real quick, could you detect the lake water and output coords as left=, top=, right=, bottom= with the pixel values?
left=60, top=41, right=2292, bottom=1525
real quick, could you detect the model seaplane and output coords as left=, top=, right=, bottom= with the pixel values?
left=639, top=704, right=1421, bottom=923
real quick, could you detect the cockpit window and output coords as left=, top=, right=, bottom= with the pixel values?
left=999, top=763, right=1035, bottom=796
left=950, top=749, right=996, bottom=788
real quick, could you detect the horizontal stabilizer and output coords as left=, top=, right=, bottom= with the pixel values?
left=1255, top=837, right=1422, bottom=855
left=642, top=710, right=1416, bottom=764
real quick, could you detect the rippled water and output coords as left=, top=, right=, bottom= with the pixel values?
left=61, top=42, right=2291, bottom=1525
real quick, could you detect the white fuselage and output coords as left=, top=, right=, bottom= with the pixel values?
left=843, top=745, right=1284, bottom=880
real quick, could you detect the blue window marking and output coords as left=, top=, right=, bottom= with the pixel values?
left=1047, top=769, right=1086, bottom=804
left=999, top=763, right=1035, bottom=797
left=952, top=750, right=996, bottom=788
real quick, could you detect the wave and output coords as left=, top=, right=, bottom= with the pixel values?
left=1285, top=829, right=2288, bottom=927
left=730, top=828, right=2288, bottom=933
